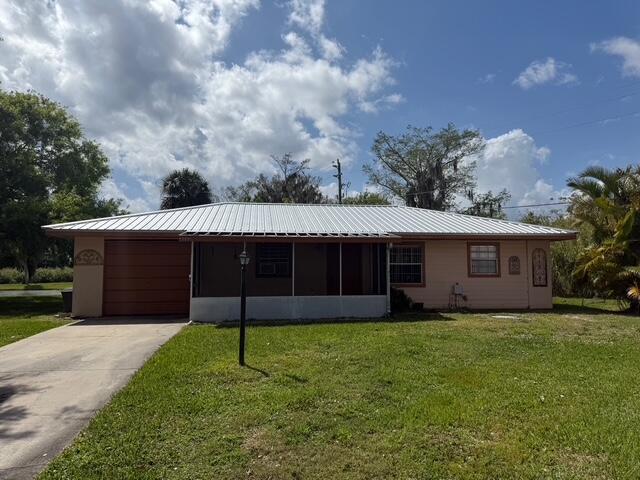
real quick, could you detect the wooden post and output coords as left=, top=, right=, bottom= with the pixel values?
left=339, top=242, right=343, bottom=296
left=386, top=243, right=391, bottom=315
left=291, top=242, right=295, bottom=296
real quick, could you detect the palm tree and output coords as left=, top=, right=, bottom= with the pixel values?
left=160, top=169, right=215, bottom=210
left=567, top=166, right=634, bottom=243
left=569, top=165, right=640, bottom=312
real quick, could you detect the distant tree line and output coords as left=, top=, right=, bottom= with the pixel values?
left=161, top=124, right=510, bottom=217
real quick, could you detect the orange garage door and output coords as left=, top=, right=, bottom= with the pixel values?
left=103, top=240, right=190, bottom=316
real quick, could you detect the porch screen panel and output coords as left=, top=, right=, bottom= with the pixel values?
left=295, top=243, right=328, bottom=295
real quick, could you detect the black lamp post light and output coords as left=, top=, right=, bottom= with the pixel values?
left=238, top=249, right=250, bottom=366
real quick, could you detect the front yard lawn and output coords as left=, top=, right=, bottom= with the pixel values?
left=0, top=282, right=72, bottom=291
left=41, top=307, right=640, bottom=479
left=0, top=297, right=69, bottom=347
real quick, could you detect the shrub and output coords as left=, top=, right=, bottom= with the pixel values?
left=31, top=267, right=73, bottom=283
left=0, top=268, right=24, bottom=284
left=391, top=287, right=413, bottom=313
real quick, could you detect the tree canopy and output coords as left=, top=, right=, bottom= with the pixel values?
left=343, top=191, right=390, bottom=205
left=459, top=189, right=511, bottom=219
left=568, top=165, right=640, bottom=310
left=225, top=154, right=325, bottom=204
left=160, top=168, right=215, bottom=209
left=0, top=90, right=123, bottom=280
left=364, top=124, right=484, bottom=210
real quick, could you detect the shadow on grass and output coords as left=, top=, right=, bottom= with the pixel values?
left=244, top=364, right=271, bottom=377
left=0, top=297, right=63, bottom=318
left=551, top=303, right=630, bottom=315
left=212, top=312, right=455, bottom=328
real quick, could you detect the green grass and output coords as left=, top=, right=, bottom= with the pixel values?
left=0, top=282, right=72, bottom=291
left=41, top=307, right=640, bottom=479
left=0, top=297, right=69, bottom=347
left=554, top=296, right=627, bottom=312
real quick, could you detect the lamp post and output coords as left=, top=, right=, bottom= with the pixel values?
left=238, top=249, right=250, bottom=366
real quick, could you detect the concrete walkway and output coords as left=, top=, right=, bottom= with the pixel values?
left=0, top=291, right=61, bottom=297
left=0, top=318, right=186, bottom=479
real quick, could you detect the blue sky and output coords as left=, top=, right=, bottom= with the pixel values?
left=1, top=0, right=639, bottom=216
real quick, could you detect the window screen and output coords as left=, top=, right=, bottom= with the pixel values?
left=469, top=244, right=499, bottom=275
left=390, top=245, right=423, bottom=284
left=256, top=243, right=291, bottom=278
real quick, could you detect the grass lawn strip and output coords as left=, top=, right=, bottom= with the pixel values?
left=0, top=282, right=73, bottom=291
left=0, top=297, right=69, bottom=347
left=41, top=306, right=638, bottom=479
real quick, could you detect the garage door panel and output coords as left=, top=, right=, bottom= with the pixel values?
left=103, top=302, right=189, bottom=316
left=104, top=277, right=188, bottom=291
left=103, top=240, right=190, bottom=316
left=105, top=254, right=191, bottom=267
left=103, top=289, right=189, bottom=303
left=104, top=265, right=191, bottom=279
left=105, top=241, right=189, bottom=256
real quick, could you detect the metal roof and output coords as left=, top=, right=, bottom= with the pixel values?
left=43, top=202, right=576, bottom=239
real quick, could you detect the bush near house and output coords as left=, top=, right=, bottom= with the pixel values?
left=0, top=267, right=73, bottom=284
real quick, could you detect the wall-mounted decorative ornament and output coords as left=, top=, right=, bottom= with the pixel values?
left=74, top=249, right=103, bottom=266
left=532, top=248, right=547, bottom=287
left=508, top=256, right=520, bottom=275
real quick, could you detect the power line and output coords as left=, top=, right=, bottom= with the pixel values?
left=502, top=201, right=570, bottom=210
left=533, top=109, right=640, bottom=135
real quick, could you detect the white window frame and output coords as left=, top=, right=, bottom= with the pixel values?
left=390, top=244, right=424, bottom=285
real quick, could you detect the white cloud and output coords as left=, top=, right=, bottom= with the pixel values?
left=468, top=129, right=566, bottom=216
left=100, top=179, right=153, bottom=213
left=478, top=73, right=496, bottom=84
left=288, top=0, right=325, bottom=35
left=0, top=0, right=399, bottom=212
left=513, top=57, right=578, bottom=90
left=591, top=37, right=640, bottom=78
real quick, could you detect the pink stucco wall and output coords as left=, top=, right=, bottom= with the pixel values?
left=399, top=239, right=553, bottom=310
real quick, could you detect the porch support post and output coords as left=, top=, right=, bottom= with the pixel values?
left=386, top=242, right=391, bottom=315
left=189, top=241, right=194, bottom=305
left=291, top=242, right=295, bottom=296
left=339, top=242, right=343, bottom=296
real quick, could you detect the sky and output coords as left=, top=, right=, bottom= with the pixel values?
left=1, top=0, right=639, bottom=217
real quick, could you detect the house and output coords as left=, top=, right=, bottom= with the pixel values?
left=44, top=202, right=576, bottom=321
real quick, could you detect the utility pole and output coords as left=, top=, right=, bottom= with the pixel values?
left=333, top=158, right=343, bottom=204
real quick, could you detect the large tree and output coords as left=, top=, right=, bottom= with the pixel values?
left=225, top=154, right=325, bottom=204
left=459, top=189, right=511, bottom=219
left=160, top=168, right=214, bottom=209
left=364, top=124, right=484, bottom=210
left=0, top=90, right=122, bottom=280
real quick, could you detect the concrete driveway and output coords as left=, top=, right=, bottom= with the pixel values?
left=0, top=318, right=186, bottom=480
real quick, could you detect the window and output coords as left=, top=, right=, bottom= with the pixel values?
left=469, top=244, right=500, bottom=276
left=390, top=245, right=423, bottom=284
left=256, top=243, right=291, bottom=277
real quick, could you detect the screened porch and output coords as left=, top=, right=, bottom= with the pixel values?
left=189, top=241, right=391, bottom=322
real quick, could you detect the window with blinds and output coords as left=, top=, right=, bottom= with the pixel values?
left=469, top=244, right=500, bottom=276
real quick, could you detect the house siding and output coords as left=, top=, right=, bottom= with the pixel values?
left=72, top=236, right=104, bottom=317
left=399, top=239, right=552, bottom=310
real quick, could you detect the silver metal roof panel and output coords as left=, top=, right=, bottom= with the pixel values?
left=43, top=202, right=576, bottom=239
